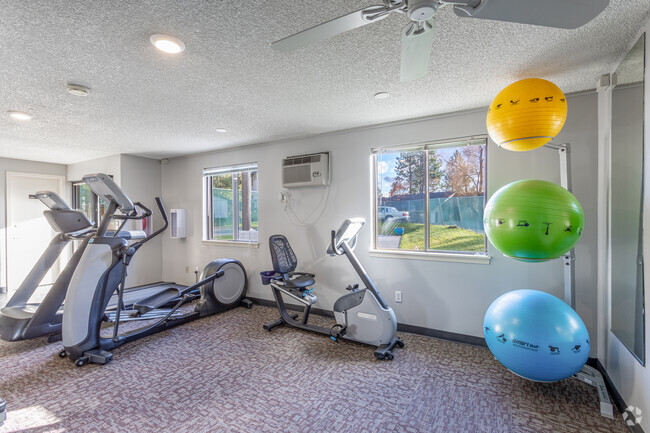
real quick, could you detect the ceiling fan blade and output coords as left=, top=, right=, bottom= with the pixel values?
left=271, top=5, right=390, bottom=52
left=453, top=0, right=610, bottom=30
left=400, top=20, right=436, bottom=82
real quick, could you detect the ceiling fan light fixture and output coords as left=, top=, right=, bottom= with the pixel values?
left=7, top=110, right=33, bottom=121
left=149, top=34, right=186, bottom=54
left=408, top=0, right=439, bottom=21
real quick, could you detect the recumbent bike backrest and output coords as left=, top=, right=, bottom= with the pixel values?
left=269, top=235, right=297, bottom=278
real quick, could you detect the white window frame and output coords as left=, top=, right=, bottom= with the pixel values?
left=202, top=162, right=259, bottom=246
left=371, top=135, right=490, bottom=264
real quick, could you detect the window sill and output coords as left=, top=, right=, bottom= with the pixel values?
left=202, top=240, right=260, bottom=248
left=368, top=249, right=491, bottom=264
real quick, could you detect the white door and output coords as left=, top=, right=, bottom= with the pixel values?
left=6, top=172, right=65, bottom=293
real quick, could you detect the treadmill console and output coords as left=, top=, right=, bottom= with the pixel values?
left=34, top=191, right=71, bottom=210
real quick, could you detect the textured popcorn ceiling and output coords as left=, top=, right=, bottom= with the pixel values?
left=1, top=0, right=649, bottom=164
left=615, top=34, right=645, bottom=85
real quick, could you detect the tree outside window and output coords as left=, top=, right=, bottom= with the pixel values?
left=204, top=164, right=258, bottom=242
left=375, top=138, right=487, bottom=254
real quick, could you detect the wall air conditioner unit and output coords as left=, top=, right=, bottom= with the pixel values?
left=282, top=152, right=330, bottom=188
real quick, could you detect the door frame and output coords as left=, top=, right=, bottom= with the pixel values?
left=4, top=171, right=66, bottom=292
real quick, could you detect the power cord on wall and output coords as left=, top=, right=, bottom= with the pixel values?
left=280, top=187, right=331, bottom=229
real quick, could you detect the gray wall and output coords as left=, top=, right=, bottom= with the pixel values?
left=119, top=154, right=163, bottom=287
left=0, top=157, right=68, bottom=291
left=161, top=92, right=600, bottom=354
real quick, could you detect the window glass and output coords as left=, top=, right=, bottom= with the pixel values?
left=74, top=183, right=95, bottom=223
left=237, top=170, right=258, bottom=242
left=377, top=152, right=425, bottom=250
left=205, top=164, right=258, bottom=243
left=429, top=146, right=486, bottom=252
left=375, top=139, right=487, bottom=254
left=212, top=173, right=234, bottom=240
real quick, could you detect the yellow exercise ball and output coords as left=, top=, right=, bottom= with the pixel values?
left=487, top=78, right=567, bottom=152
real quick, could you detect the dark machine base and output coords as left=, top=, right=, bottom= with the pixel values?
left=373, top=337, right=404, bottom=361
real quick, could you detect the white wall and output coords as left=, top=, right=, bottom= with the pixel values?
left=119, top=154, right=162, bottom=286
left=601, top=18, right=650, bottom=432
left=161, top=92, right=600, bottom=352
left=0, top=157, right=67, bottom=291
left=67, top=154, right=121, bottom=183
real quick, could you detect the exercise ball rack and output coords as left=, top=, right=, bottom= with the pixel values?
left=542, top=142, right=613, bottom=419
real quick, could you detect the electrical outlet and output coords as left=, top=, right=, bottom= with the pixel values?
left=185, top=266, right=189, bottom=273
left=395, top=291, right=402, bottom=303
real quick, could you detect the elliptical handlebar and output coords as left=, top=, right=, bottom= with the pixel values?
left=128, top=197, right=169, bottom=251
left=112, top=202, right=152, bottom=220
left=154, top=197, right=168, bottom=225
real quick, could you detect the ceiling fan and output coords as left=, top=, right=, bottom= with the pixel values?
left=271, top=0, right=611, bottom=82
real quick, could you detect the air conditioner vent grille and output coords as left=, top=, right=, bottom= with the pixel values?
left=281, top=152, right=329, bottom=188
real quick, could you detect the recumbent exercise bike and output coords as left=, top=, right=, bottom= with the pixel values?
left=262, top=218, right=403, bottom=360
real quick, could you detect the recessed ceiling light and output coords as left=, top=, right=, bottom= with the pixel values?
left=215, top=128, right=228, bottom=133
left=66, top=83, right=90, bottom=97
left=7, top=110, right=33, bottom=121
left=149, top=34, right=185, bottom=54
left=374, top=92, right=390, bottom=100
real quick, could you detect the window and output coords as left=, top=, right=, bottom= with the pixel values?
left=204, top=163, right=258, bottom=243
left=72, top=177, right=120, bottom=231
left=72, top=181, right=97, bottom=224
left=373, top=136, right=487, bottom=254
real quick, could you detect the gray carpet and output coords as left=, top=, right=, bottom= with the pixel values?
left=0, top=305, right=630, bottom=432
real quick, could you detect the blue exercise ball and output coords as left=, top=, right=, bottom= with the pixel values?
left=484, top=289, right=589, bottom=382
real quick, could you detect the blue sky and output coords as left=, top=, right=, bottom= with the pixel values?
left=377, top=148, right=459, bottom=197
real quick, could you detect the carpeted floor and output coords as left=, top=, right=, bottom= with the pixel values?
left=0, top=305, right=630, bottom=433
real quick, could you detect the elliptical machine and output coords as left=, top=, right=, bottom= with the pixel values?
left=263, top=218, right=403, bottom=360
left=60, top=173, right=249, bottom=366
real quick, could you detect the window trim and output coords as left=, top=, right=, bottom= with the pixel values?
left=369, top=248, right=491, bottom=264
left=202, top=163, right=259, bottom=245
left=372, top=135, right=488, bottom=256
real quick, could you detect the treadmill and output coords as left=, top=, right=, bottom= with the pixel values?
left=0, top=192, right=94, bottom=341
left=0, top=192, right=162, bottom=342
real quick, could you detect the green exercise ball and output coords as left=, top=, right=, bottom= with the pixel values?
left=484, top=180, right=584, bottom=262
